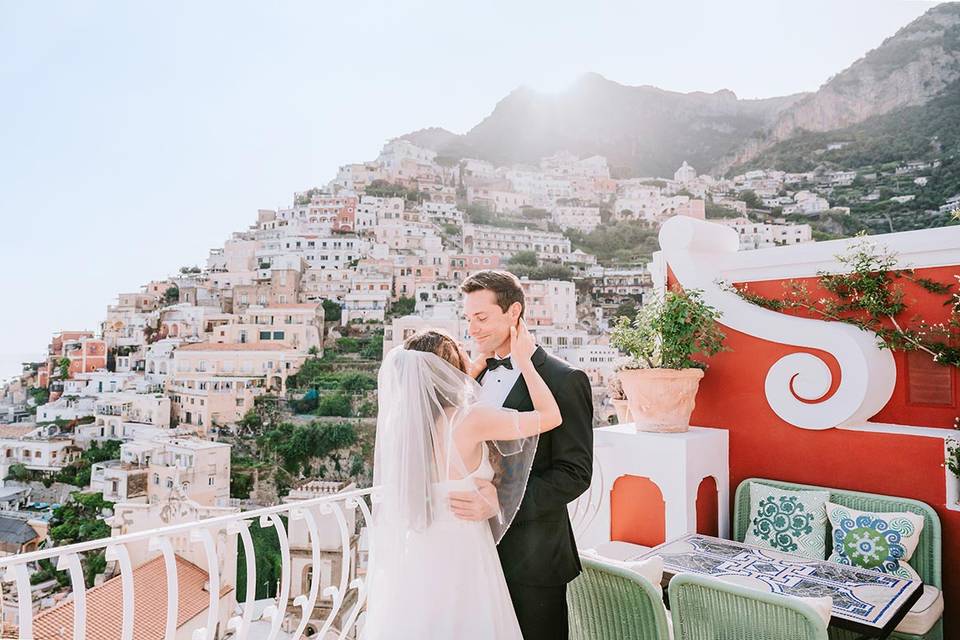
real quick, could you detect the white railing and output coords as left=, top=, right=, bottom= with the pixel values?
left=1, top=486, right=377, bottom=640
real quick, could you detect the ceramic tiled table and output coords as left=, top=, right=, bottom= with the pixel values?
left=634, top=534, right=923, bottom=639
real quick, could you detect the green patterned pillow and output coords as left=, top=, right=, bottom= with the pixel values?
left=826, top=502, right=924, bottom=581
left=744, top=483, right=830, bottom=559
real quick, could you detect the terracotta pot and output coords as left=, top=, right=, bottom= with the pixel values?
left=617, top=368, right=705, bottom=433
left=610, top=398, right=631, bottom=424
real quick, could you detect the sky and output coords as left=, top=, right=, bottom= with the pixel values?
left=0, top=0, right=942, bottom=381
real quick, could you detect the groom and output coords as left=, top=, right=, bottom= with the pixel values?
left=450, top=270, right=594, bottom=640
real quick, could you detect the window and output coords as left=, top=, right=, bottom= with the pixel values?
left=166, top=478, right=173, bottom=488
left=272, top=331, right=284, bottom=340
left=208, top=476, right=215, bottom=486
left=259, top=331, right=271, bottom=340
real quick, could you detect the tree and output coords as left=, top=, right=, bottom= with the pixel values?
left=230, top=470, right=254, bottom=499
left=614, top=300, right=639, bottom=320
left=335, top=337, right=362, bottom=353
left=521, top=207, right=550, bottom=220
left=237, top=514, right=286, bottom=599
left=507, top=250, right=538, bottom=267
left=566, top=220, right=660, bottom=266
left=339, top=372, right=377, bottom=392
left=364, top=180, right=409, bottom=199
left=506, top=263, right=575, bottom=281
left=464, top=204, right=495, bottom=225
left=321, top=299, right=342, bottom=322
left=390, top=296, right=416, bottom=317
left=58, top=357, right=71, bottom=380
left=164, top=286, right=180, bottom=305
left=739, top=190, right=761, bottom=209
left=48, top=492, right=114, bottom=587
left=361, top=330, right=384, bottom=359
left=316, top=392, right=352, bottom=418
left=290, top=389, right=319, bottom=414
left=5, top=463, right=31, bottom=482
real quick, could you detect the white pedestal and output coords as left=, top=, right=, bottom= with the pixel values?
left=570, top=424, right=729, bottom=551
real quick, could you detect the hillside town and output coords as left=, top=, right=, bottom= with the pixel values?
left=2, top=134, right=955, bottom=637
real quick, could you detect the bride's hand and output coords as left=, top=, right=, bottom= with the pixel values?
left=460, top=343, right=489, bottom=379
left=510, top=319, right=536, bottom=368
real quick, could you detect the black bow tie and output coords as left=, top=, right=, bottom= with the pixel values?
left=486, top=357, right=513, bottom=371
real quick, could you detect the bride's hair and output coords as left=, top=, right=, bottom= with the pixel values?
left=403, top=330, right=469, bottom=409
left=403, top=330, right=467, bottom=374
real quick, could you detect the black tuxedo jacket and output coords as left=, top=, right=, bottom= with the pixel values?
left=481, top=346, right=594, bottom=587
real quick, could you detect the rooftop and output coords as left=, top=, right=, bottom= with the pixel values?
left=34, top=554, right=232, bottom=640
left=0, top=516, right=37, bottom=545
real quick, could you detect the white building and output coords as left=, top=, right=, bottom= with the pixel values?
left=674, top=161, right=696, bottom=185
left=784, top=191, right=830, bottom=215
left=382, top=302, right=468, bottom=354
left=716, top=217, right=813, bottom=250
left=421, top=201, right=464, bottom=226
left=0, top=425, right=79, bottom=478
left=465, top=186, right=530, bottom=213
left=550, top=205, right=601, bottom=233
left=342, top=291, right=390, bottom=325
left=462, top=224, right=571, bottom=261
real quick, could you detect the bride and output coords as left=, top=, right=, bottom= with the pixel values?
left=362, top=322, right=562, bottom=639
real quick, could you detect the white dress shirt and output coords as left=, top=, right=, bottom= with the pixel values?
left=478, top=352, right=523, bottom=408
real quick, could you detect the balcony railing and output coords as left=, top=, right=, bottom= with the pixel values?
left=1, top=486, right=376, bottom=640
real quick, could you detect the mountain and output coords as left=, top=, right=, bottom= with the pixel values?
left=724, top=3, right=960, bottom=171
left=402, top=5, right=960, bottom=182
left=403, top=73, right=807, bottom=177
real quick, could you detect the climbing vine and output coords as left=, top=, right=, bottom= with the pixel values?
left=728, top=233, right=960, bottom=368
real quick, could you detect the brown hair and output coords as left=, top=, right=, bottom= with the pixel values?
left=403, top=330, right=467, bottom=373
left=459, top=270, right=525, bottom=318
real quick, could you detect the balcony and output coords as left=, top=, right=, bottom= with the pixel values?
left=3, top=218, right=958, bottom=637
left=1, top=486, right=374, bottom=640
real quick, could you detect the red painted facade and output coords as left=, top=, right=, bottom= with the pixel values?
left=684, top=263, right=958, bottom=630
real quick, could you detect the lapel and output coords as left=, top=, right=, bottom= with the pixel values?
left=502, top=346, right=547, bottom=410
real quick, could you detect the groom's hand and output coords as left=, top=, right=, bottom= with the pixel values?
left=448, top=479, right=499, bottom=521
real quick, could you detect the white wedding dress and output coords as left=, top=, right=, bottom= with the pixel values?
left=362, top=442, right=523, bottom=639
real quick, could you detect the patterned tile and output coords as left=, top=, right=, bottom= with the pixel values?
left=644, top=534, right=920, bottom=628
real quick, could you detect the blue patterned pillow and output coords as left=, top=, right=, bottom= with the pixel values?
left=744, top=483, right=830, bottom=559
left=826, top=502, right=924, bottom=581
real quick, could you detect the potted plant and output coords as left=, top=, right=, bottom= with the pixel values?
left=607, top=377, right=631, bottom=424
left=610, top=286, right=727, bottom=433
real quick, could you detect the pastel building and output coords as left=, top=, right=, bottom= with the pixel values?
left=212, top=303, right=324, bottom=353
left=169, top=343, right=302, bottom=430
left=519, top=278, right=578, bottom=329
left=462, top=224, right=571, bottom=261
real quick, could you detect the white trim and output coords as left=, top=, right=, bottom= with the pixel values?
left=694, top=224, right=960, bottom=283
left=838, top=421, right=958, bottom=440
left=657, top=216, right=897, bottom=430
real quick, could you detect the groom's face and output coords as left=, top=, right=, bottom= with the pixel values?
left=463, top=289, right=520, bottom=355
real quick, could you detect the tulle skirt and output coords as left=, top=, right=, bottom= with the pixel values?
left=362, top=517, right=523, bottom=639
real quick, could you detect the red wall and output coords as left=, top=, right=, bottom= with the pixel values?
left=668, top=264, right=958, bottom=631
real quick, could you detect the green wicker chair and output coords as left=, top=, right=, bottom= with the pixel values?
left=734, top=478, right=943, bottom=640
left=567, top=555, right=672, bottom=640
left=669, top=573, right=829, bottom=640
